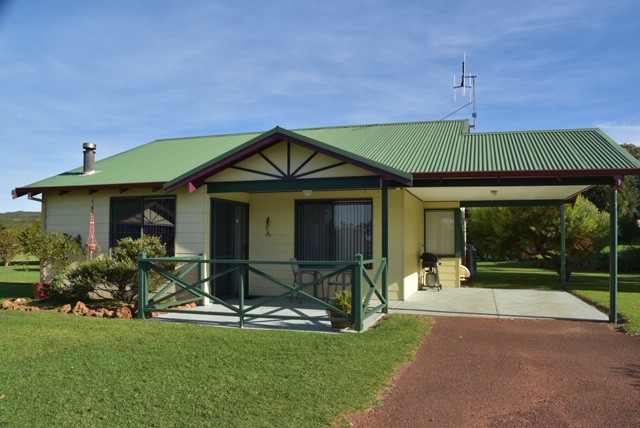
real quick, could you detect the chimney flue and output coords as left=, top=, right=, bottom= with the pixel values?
left=83, top=142, right=96, bottom=174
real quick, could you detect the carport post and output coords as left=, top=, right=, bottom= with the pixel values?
left=609, top=179, right=620, bottom=324
left=381, top=184, right=388, bottom=313
left=560, top=203, right=566, bottom=290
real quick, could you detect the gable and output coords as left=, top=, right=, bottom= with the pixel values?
left=207, top=140, right=374, bottom=183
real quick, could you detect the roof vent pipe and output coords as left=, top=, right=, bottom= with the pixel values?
left=83, top=142, right=96, bottom=174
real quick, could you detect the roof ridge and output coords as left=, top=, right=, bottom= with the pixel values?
left=154, top=130, right=263, bottom=142
left=468, top=127, right=601, bottom=136
left=292, top=119, right=468, bottom=132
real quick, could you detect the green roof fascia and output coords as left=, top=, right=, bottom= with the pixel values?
left=413, top=174, right=625, bottom=188
left=164, top=126, right=413, bottom=193
left=207, top=176, right=391, bottom=193
left=461, top=199, right=567, bottom=207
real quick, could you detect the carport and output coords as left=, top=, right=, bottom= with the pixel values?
left=406, top=128, right=640, bottom=322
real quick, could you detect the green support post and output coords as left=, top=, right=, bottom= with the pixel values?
left=560, top=204, right=566, bottom=290
left=239, top=264, right=245, bottom=328
left=381, top=185, right=389, bottom=313
left=610, top=180, right=619, bottom=323
left=353, top=254, right=363, bottom=332
left=199, top=254, right=206, bottom=306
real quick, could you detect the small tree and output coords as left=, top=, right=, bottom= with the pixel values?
left=0, top=228, right=22, bottom=266
left=19, top=220, right=84, bottom=283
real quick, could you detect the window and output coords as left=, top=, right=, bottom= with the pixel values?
left=110, top=196, right=176, bottom=255
left=295, top=200, right=372, bottom=262
left=424, top=210, right=456, bottom=256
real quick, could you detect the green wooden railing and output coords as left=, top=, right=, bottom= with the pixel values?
left=137, top=254, right=387, bottom=332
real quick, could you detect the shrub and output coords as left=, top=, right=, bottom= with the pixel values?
left=64, top=235, right=174, bottom=304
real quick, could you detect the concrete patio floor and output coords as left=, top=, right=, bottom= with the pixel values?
left=390, top=288, right=609, bottom=322
left=153, top=288, right=608, bottom=332
left=153, top=297, right=385, bottom=333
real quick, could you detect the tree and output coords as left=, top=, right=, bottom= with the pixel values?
left=468, top=196, right=609, bottom=278
left=583, top=143, right=640, bottom=242
left=19, top=220, right=84, bottom=282
left=0, top=228, right=22, bottom=266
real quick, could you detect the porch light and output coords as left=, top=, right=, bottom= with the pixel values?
left=302, top=189, right=312, bottom=197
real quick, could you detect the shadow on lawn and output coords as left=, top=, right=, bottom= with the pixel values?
left=0, top=282, right=34, bottom=299
left=568, top=273, right=640, bottom=294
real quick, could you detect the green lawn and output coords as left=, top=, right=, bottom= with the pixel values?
left=471, top=261, right=640, bottom=333
left=0, top=265, right=432, bottom=427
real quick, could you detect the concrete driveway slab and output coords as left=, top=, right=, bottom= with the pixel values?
left=390, top=288, right=608, bottom=321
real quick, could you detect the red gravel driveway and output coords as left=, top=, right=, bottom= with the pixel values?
left=350, top=317, right=640, bottom=427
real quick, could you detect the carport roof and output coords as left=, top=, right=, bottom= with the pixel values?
left=12, top=120, right=640, bottom=198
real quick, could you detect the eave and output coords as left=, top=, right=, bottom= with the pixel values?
left=12, top=182, right=166, bottom=199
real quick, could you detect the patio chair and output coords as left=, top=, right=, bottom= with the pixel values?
left=290, top=258, right=319, bottom=303
left=326, top=269, right=351, bottom=300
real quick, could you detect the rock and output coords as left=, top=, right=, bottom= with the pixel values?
left=58, top=304, right=72, bottom=314
left=2, top=300, right=15, bottom=310
left=25, top=306, right=40, bottom=312
left=72, top=301, right=89, bottom=316
left=115, top=306, right=132, bottom=319
left=13, top=298, right=27, bottom=305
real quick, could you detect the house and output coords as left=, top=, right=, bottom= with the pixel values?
left=12, top=119, right=640, bottom=323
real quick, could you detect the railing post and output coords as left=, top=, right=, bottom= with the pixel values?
left=239, top=263, right=245, bottom=328
left=199, top=254, right=206, bottom=306
left=353, top=254, right=363, bottom=331
left=382, top=257, right=388, bottom=313
left=138, top=252, right=147, bottom=319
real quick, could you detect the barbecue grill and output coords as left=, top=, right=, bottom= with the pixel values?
left=420, top=252, right=442, bottom=291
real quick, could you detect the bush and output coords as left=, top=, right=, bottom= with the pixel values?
left=0, top=228, right=22, bottom=266
left=64, top=235, right=173, bottom=304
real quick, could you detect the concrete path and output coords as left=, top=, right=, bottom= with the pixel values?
left=389, top=288, right=609, bottom=321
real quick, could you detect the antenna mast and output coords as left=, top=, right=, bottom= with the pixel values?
left=453, top=53, right=478, bottom=129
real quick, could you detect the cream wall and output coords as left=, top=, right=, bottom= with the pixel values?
left=42, top=187, right=211, bottom=258
left=423, top=201, right=463, bottom=289
left=40, top=185, right=464, bottom=301
left=401, top=190, right=425, bottom=299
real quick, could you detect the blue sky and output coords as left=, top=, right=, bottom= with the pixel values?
left=2, top=0, right=639, bottom=213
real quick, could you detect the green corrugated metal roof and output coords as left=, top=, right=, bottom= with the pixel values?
left=13, top=120, right=640, bottom=197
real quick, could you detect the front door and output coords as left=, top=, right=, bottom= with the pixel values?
left=211, top=199, right=249, bottom=298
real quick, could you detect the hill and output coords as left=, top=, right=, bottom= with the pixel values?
left=0, top=211, right=40, bottom=228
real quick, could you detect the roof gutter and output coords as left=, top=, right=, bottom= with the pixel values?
left=412, top=168, right=640, bottom=180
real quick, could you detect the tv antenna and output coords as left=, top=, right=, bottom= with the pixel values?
left=443, top=53, right=477, bottom=129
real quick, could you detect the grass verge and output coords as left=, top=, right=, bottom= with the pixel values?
left=471, top=261, right=640, bottom=333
